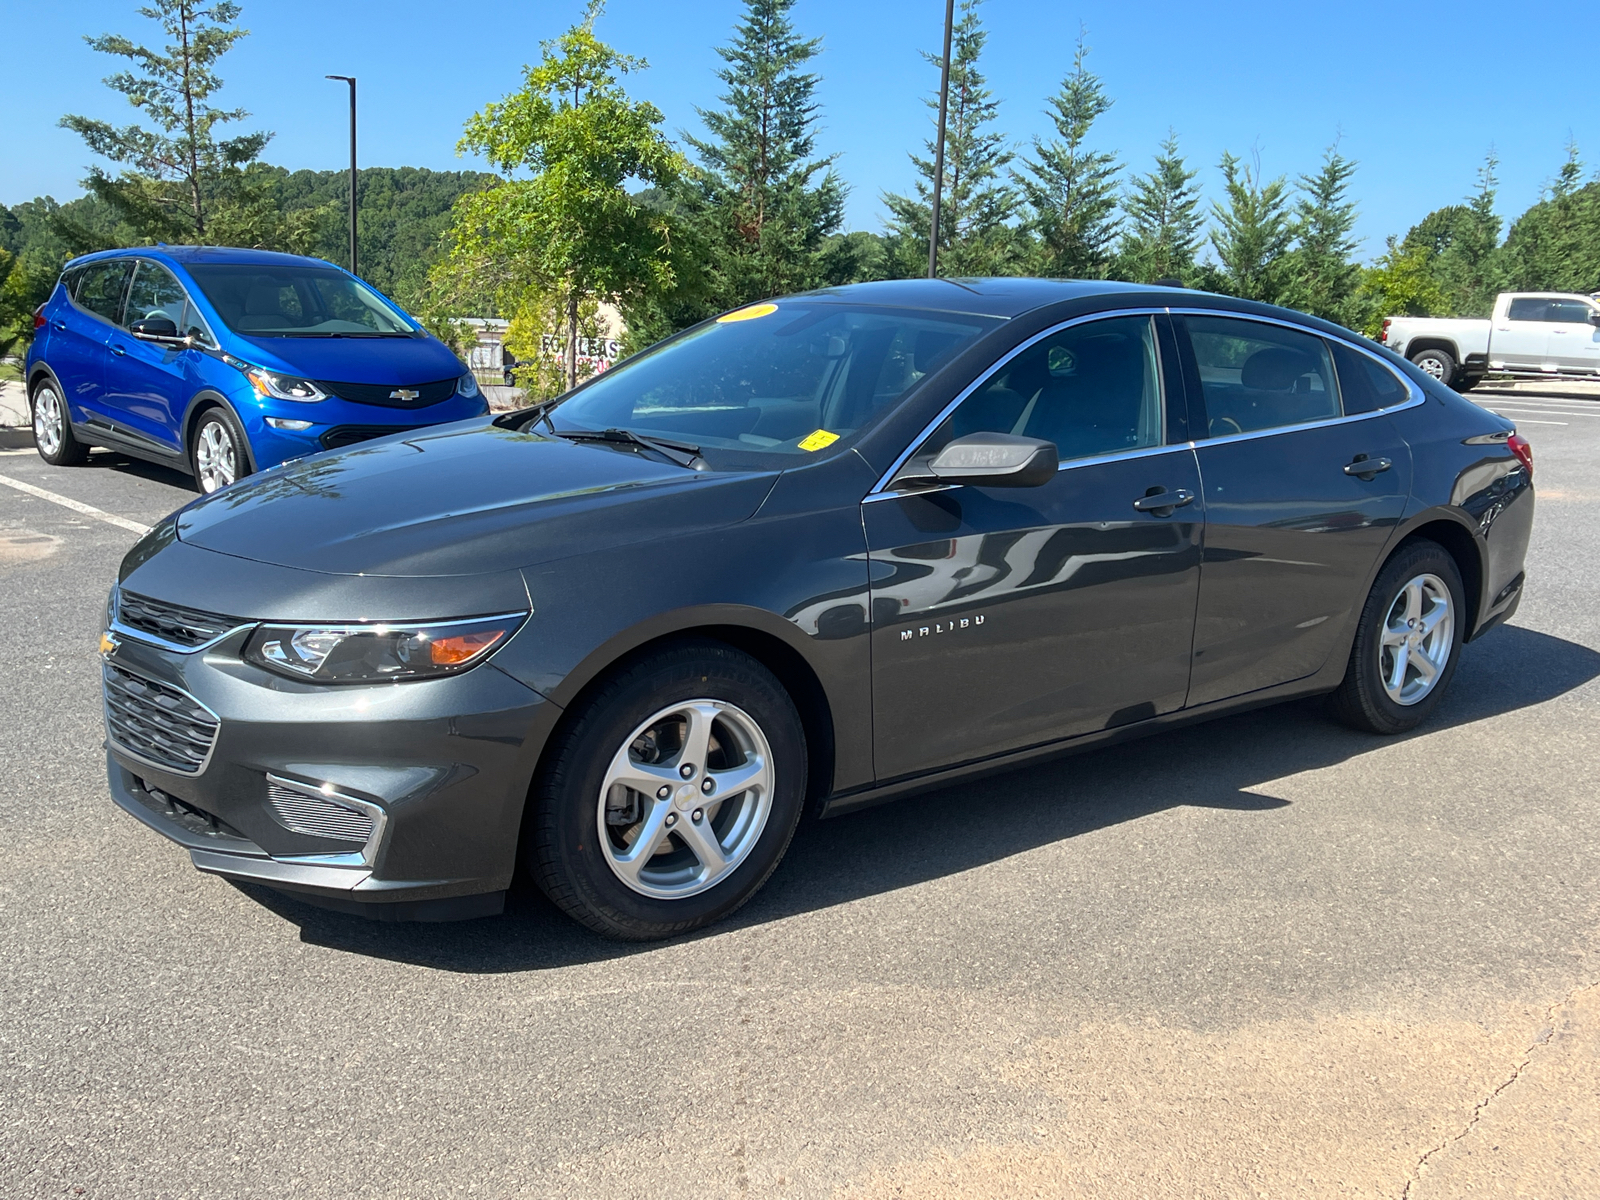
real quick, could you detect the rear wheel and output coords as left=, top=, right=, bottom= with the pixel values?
left=1410, top=347, right=1457, bottom=387
left=189, top=406, right=251, bottom=493
left=1328, top=539, right=1464, bottom=734
left=526, top=641, right=807, bottom=940
left=31, top=381, right=88, bottom=466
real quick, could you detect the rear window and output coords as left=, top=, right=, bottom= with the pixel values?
left=1506, top=298, right=1551, bottom=322
left=75, top=261, right=133, bottom=323
left=549, top=303, right=996, bottom=457
left=1331, top=342, right=1410, bottom=414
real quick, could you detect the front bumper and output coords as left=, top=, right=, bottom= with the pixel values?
left=102, top=622, right=558, bottom=916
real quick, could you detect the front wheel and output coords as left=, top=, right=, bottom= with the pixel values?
left=526, top=641, right=807, bottom=940
left=31, top=381, right=89, bottom=466
left=1410, top=347, right=1457, bottom=388
left=1328, top=539, right=1465, bottom=734
left=189, top=406, right=251, bottom=494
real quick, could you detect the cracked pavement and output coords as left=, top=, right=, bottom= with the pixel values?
left=1, top=388, right=1598, bottom=1198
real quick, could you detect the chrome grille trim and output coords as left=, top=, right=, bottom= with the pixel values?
left=114, top=589, right=253, bottom=653
left=264, top=774, right=387, bottom=867
left=102, top=662, right=220, bottom=776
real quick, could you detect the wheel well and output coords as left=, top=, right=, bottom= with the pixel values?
left=183, top=397, right=256, bottom=472
left=1404, top=338, right=1459, bottom=363
left=1396, top=521, right=1482, bottom=636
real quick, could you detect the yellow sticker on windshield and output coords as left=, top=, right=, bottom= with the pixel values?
left=717, top=302, right=778, bottom=323
left=798, top=429, right=840, bottom=452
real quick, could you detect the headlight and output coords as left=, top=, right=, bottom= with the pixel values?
left=222, top=354, right=326, bottom=402
left=244, top=613, right=525, bottom=683
left=456, top=372, right=480, bottom=399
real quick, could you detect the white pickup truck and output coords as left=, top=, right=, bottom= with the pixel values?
left=1380, top=291, right=1600, bottom=390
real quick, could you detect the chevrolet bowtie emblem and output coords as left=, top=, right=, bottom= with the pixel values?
left=99, top=631, right=119, bottom=657
left=390, top=388, right=420, bottom=402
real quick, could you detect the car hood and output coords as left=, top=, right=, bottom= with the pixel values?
left=175, top=423, right=780, bottom=577
left=234, top=332, right=464, bottom=383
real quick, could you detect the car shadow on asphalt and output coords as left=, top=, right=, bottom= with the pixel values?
left=81, top=450, right=194, bottom=491
left=252, top=623, right=1600, bottom=972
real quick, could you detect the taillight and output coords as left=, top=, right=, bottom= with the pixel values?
left=32, top=307, right=45, bottom=330
left=1507, top=432, right=1533, bottom=478
left=1379, top=318, right=1391, bottom=344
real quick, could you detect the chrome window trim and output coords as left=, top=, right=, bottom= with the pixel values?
left=110, top=617, right=257, bottom=655
left=867, top=308, right=1171, bottom=497
left=266, top=773, right=389, bottom=869
left=1168, top=308, right=1426, bottom=448
left=102, top=661, right=222, bottom=777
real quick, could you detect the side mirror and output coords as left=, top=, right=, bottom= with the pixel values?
left=129, top=316, right=180, bottom=342
left=924, top=432, right=1059, bottom=488
left=1588, top=312, right=1600, bottom=327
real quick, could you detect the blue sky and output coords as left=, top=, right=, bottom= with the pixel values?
left=2, top=0, right=1587, bottom=263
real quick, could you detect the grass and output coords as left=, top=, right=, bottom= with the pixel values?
left=0, top=359, right=21, bottom=384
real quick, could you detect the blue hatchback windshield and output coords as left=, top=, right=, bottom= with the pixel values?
left=551, top=303, right=996, bottom=454
left=184, top=263, right=416, bottom=337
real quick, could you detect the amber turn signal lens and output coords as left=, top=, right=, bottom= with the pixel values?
left=429, top=629, right=507, bottom=665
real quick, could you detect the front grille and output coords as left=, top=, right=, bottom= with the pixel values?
left=103, top=663, right=219, bottom=775
left=265, top=781, right=374, bottom=843
left=117, top=590, right=242, bottom=647
left=316, top=378, right=457, bottom=408
left=319, top=424, right=421, bottom=451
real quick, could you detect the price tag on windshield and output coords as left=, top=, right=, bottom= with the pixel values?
left=798, top=429, right=840, bottom=452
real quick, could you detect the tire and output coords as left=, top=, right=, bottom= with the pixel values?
left=1410, top=347, right=1457, bottom=388
left=30, top=379, right=89, bottom=466
left=1456, top=374, right=1481, bottom=393
left=1328, top=538, right=1465, bottom=735
left=189, top=405, right=251, bottom=494
left=527, top=640, right=807, bottom=940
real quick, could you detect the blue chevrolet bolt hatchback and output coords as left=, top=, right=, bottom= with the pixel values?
left=25, top=246, right=487, bottom=491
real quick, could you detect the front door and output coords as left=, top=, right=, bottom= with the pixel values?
left=1175, top=314, right=1412, bottom=706
left=866, top=313, right=1203, bottom=780
left=102, top=260, right=196, bottom=454
left=1543, top=297, right=1600, bottom=375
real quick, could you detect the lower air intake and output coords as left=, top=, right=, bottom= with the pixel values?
left=265, top=780, right=375, bottom=843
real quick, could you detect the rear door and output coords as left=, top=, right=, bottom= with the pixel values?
left=100, top=260, right=198, bottom=454
left=1492, top=298, right=1555, bottom=372
left=1174, top=313, right=1413, bottom=706
left=865, top=313, right=1203, bottom=779
left=1543, top=298, right=1600, bottom=374
left=50, top=259, right=131, bottom=421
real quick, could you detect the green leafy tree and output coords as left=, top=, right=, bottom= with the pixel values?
left=882, top=0, right=1021, bottom=277
left=1117, top=131, right=1204, bottom=284
left=1396, top=151, right=1505, bottom=317
left=683, top=0, right=845, bottom=310
left=1208, top=151, right=1293, bottom=303
left=1016, top=30, right=1120, bottom=279
left=1283, top=145, right=1363, bottom=327
left=443, top=2, right=681, bottom=390
left=1359, top=236, right=1449, bottom=336
left=60, top=1, right=278, bottom=245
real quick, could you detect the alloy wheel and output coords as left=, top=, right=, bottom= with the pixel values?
left=33, top=387, right=63, bottom=457
left=195, top=419, right=237, bottom=493
left=1379, top=573, right=1454, bottom=706
left=1417, top=355, right=1447, bottom=380
left=597, top=699, right=774, bottom=900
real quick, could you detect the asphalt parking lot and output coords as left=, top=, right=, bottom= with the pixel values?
left=1, top=389, right=1597, bottom=1199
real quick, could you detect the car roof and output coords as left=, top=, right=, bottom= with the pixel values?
left=786, top=278, right=1195, bottom=319
left=64, top=245, right=342, bottom=271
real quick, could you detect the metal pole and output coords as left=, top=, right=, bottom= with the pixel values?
left=927, top=0, right=955, bottom=279
left=326, top=76, right=357, bottom=276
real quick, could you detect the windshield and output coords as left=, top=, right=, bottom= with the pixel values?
left=549, top=302, right=996, bottom=456
left=184, top=263, right=417, bottom=337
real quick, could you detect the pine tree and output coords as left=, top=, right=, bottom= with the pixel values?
left=683, top=0, right=845, bottom=309
left=60, top=1, right=273, bottom=244
left=1500, top=144, right=1600, bottom=295
left=882, top=0, right=1020, bottom=277
left=1398, top=150, right=1505, bottom=316
left=1016, top=30, right=1120, bottom=279
left=1117, top=131, right=1203, bottom=284
left=1284, top=145, right=1362, bottom=327
left=1208, top=151, right=1293, bottom=303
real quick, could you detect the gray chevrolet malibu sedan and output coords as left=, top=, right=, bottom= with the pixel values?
left=102, top=280, right=1534, bottom=939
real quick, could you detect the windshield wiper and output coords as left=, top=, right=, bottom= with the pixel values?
left=556, top=427, right=704, bottom=469
left=493, top=397, right=563, bottom=435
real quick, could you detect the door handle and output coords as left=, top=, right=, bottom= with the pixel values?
left=110, top=343, right=126, bottom=356
left=1132, top=487, right=1195, bottom=514
left=1343, top=455, right=1392, bottom=480
left=52, top=319, right=67, bottom=331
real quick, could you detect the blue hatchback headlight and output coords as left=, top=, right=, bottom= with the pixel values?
left=457, top=372, right=480, bottom=399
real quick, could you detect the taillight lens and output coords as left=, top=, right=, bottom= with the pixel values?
left=1379, top=318, right=1391, bottom=344
left=32, top=307, right=45, bottom=330
left=1507, top=432, right=1533, bottom=478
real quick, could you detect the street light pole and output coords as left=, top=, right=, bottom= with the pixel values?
left=927, top=0, right=955, bottom=280
left=325, top=75, right=357, bottom=278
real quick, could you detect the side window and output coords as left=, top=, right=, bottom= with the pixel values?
left=123, top=262, right=191, bottom=330
left=925, top=315, right=1164, bottom=464
left=1330, top=342, right=1410, bottom=414
left=1547, top=300, right=1596, bottom=324
left=1506, top=298, right=1551, bottom=322
left=1185, top=315, right=1339, bottom=437
left=75, top=261, right=133, bottom=324
left=60, top=267, right=86, bottom=300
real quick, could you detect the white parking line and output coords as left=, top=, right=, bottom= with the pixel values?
left=1487, top=405, right=1600, bottom=416
left=0, top=474, right=151, bottom=535
left=1493, top=417, right=1569, bottom=425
